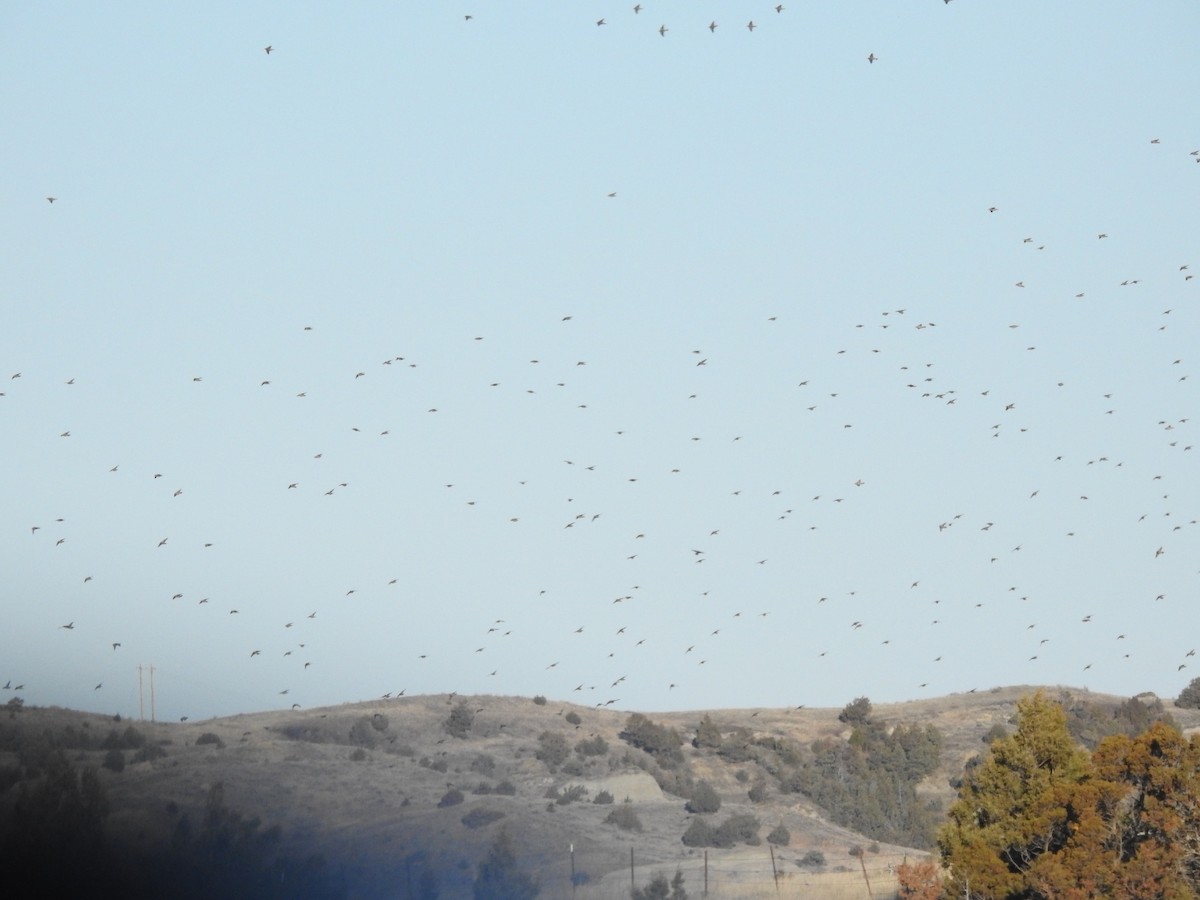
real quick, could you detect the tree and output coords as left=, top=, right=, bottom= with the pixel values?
left=444, top=702, right=475, bottom=739
left=535, top=731, right=569, bottom=770
left=939, top=692, right=1200, bottom=899
left=473, top=828, right=539, bottom=900
left=1177, top=676, right=1200, bottom=709
left=895, top=858, right=942, bottom=900
left=631, top=869, right=686, bottom=900
left=685, top=780, right=720, bottom=814
left=838, top=696, right=872, bottom=725
left=765, top=823, right=790, bottom=846
left=938, top=691, right=1091, bottom=899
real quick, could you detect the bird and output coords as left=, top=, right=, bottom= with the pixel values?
left=867, top=53, right=877, bottom=63
left=264, top=45, right=273, bottom=54
left=658, top=24, right=667, bottom=36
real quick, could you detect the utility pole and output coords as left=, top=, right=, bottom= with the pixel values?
left=569, top=843, right=576, bottom=900
left=704, top=850, right=708, bottom=897
left=769, top=845, right=780, bottom=894
left=630, top=847, right=635, bottom=893
left=149, top=664, right=156, bottom=722
left=137, top=666, right=144, bottom=720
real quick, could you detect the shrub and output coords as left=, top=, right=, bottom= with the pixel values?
left=473, top=782, right=493, bottom=795
left=133, top=743, right=167, bottom=763
left=681, top=818, right=714, bottom=847
left=1176, top=676, right=1200, bottom=709
left=838, top=697, right=872, bottom=725
left=619, top=714, right=684, bottom=765
left=545, top=784, right=588, bottom=805
left=536, top=731, right=570, bottom=770
left=713, top=814, right=760, bottom=848
left=747, top=781, right=769, bottom=803
left=102, top=748, right=125, bottom=772
left=349, top=747, right=368, bottom=762
left=766, top=824, right=790, bottom=846
left=593, top=790, right=614, bottom=805
left=797, top=850, right=826, bottom=869
left=471, top=754, right=496, bottom=775
left=371, top=713, right=389, bottom=732
left=575, top=735, right=608, bottom=757
left=461, top=808, right=506, bottom=829
left=564, top=711, right=582, bottom=725
left=604, top=803, right=642, bottom=832
left=631, top=869, right=687, bottom=900
left=195, top=732, right=224, bottom=749
left=532, top=695, right=547, bottom=706
left=438, top=789, right=464, bottom=808
left=686, top=780, right=721, bottom=814
left=349, top=717, right=380, bottom=748
left=494, top=780, right=517, bottom=796
left=443, top=702, right=475, bottom=739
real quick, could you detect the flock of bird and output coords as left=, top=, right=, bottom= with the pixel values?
left=5, top=6, right=1198, bottom=721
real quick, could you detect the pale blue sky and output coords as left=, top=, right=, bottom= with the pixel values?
left=3, top=2, right=1198, bottom=721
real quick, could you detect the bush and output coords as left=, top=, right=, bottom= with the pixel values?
left=443, top=702, right=475, bottom=739
left=438, top=788, right=464, bottom=808
left=766, top=824, right=790, bottom=846
left=838, top=697, right=872, bottom=725
left=532, top=695, right=547, bottom=706
left=461, top=808, right=506, bottom=829
left=564, top=711, right=582, bottom=725
left=631, top=869, right=687, bottom=900
left=681, top=818, right=714, bottom=847
left=196, top=732, right=224, bottom=749
left=494, top=780, right=517, bottom=796
left=713, top=814, right=760, bottom=848
left=471, top=754, right=496, bottom=775
left=349, top=717, right=380, bottom=748
left=575, top=735, right=608, bottom=757
left=1176, top=676, right=1200, bottom=709
left=686, top=780, right=720, bottom=814
left=536, top=731, right=570, bottom=770
left=102, top=748, right=125, bottom=772
left=747, top=781, right=769, bottom=803
left=132, top=743, right=167, bottom=763
left=797, top=850, right=826, bottom=869
left=619, top=714, right=684, bottom=765
left=371, top=713, right=389, bottom=732
left=349, top=747, right=368, bottom=761
left=545, top=784, right=588, bottom=806
left=593, top=790, right=614, bottom=805
left=604, top=803, right=643, bottom=832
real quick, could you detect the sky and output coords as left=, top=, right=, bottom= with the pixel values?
left=2, top=2, right=1198, bottom=723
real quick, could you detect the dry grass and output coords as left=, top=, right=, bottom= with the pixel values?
left=3, top=685, right=1196, bottom=899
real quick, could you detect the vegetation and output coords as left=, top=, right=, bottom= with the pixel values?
left=619, top=714, right=684, bottom=766
left=1176, top=676, right=1200, bottom=709
left=461, top=809, right=506, bottom=830
left=575, top=734, right=608, bottom=757
left=765, top=823, right=789, bottom=846
left=605, top=802, right=643, bottom=832
left=196, top=732, right=225, bottom=749
left=684, top=780, right=720, bottom=814
left=630, top=869, right=687, bottom=900
left=443, top=701, right=476, bottom=739
left=535, top=731, right=569, bottom=770
left=564, top=711, right=582, bottom=725
left=939, top=690, right=1200, bottom=899
left=438, top=788, right=464, bottom=808
left=894, top=858, right=941, bottom=900
left=473, top=828, right=539, bottom=900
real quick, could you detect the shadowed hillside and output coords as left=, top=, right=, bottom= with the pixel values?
left=2, top=686, right=1196, bottom=899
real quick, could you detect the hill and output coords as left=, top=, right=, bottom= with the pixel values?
left=2, top=685, right=1197, bottom=899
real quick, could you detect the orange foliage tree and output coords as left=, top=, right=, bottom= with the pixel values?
left=938, top=692, right=1200, bottom=899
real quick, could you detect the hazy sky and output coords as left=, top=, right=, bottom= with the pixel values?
left=4, top=2, right=1198, bottom=722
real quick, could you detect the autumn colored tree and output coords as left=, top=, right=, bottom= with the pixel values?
left=940, top=691, right=1200, bottom=899
left=938, top=691, right=1092, bottom=899
left=895, top=858, right=942, bottom=900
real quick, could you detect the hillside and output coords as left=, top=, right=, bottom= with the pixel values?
left=3, top=685, right=1197, bottom=899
